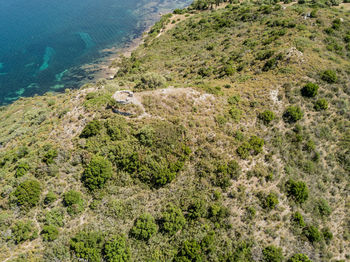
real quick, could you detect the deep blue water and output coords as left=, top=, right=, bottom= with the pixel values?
left=0, top=0, right=190, bottom=105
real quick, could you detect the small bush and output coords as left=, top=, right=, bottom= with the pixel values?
left=41, top=225, right=59, bottom=242
left=43, top=149, right=58, bottom=164
left=175, top=240, right=202, bottom=262
left=45, top=208, right=65, bottom=227
left=11, top=220, right=38, bottom=244
left=103, top=235, right=131, bottom=262
left=285, top=179, right=309, bottom=204
left=13, top=179, right=41, bottom=209
left=303, top=225, right=322, bottom=243
left=288, top=253, right=312, bottom=262
left=237, top=142, right=252, bottom=159
left=82, top=155, right=113, bottom=191
left=160, top=204, right=186, bottom=235
left=187, top=198, right=207, bottom=220
left=80, top=120, right=102, bottom=138
left=262, top=245, right=284, bottom=262
left=258, top=110, right=276, bottom=125
left=262, top=193, right=279, bottom=210
left=249, top=136, right=264, bottom=155
left=135, top=72, right=166, bottom=90
left=208, top=203, right=229, bottom=222
left=136, top=126, right=154, bottom=146
left=15, top=162, right=29, bottom=178
left=321, top=70, right=337, bottom=83
left=314, top=99, right=328, bottom=111
left=316, top=198, right=332, bottom=217
left=301, top=83, right=319, bottom=98
left=63, top=190, right=84, bottom=215
left=322, top=227, right=333, bottom=244
left=130, top=213, right=157, bottom=241
left=70, top=231, right=104, bottom=262
left=283, top=106, right=303, bottom=123
left=44, top=191, right=57, bottom=205
left=291, top=211, right=305, bottom=227
left=229, top=106, right=242, bottom=122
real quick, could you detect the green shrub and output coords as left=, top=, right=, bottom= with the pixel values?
left=285, top=179, right=309, bottom=204
left=11, top=220, right=38, bottom=244
left=237, top=142, right=251, bottom=159
left=301, top=83, right=319, bottom=98
left=175, top=240, right=202, bottom=262
left=82, top=155, right=113, bottom=191
left=130, top=213, right=157, bottom=241
left=283, top=106, right=303, bottom=123
left=258, top=110, right=276, bottom=125
left=249, top=136, right=264, bottom=155
left=44, top=191, right=57, bottom=205
left=227, top=95, right=240, bottom=105
left=208, top=203, right=229, bottom=222
left=303, top=225, right=322, bottom=243
left=321, top=70, right=337, bottom=83
left=160, top=204, right=186, bottom=235
left=322, top=227, right=333, bottom=244
left=187, top=198, right=207, bottom=220
left=229, top=106, right=242, bottom=122
left=135, top=72, right=166, bottom=90
left=41, top=225, right=59, bottom=242
left=80, top=120, right=102, bottom=138
left=136, top=126, right=154, bottom=146
left=63, top=190, right=84, bottom=215
left=70, top=231, right=104, bottom=262
left=314, top=99, right=328, bottom=111
left=43, top=148, right=58, bottom=164
left=291, top=211, right=305, bottom=227
left=316, top=198, right=332, bottom=217
left=103, top=235, right=131, bottom=262
left=13, top=179, right=41, bottom=209
left=262, top=245, right=284, bottom=262
left=45, top=208, right=65, bottom=227
left=15, top=162, right=29, bottom=178
left=288, top=253, right=312, bottom=262
left=262, top=192, right=279, bottom=210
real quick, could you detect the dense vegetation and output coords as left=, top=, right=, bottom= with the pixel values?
left=0, top=0, right=349, bottom=261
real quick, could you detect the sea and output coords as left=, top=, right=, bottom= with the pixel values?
left=0, top=0, right=191, bottom=105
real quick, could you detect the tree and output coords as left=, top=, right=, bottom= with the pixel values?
left=80, top=120, right=102, bottom=138
left=130, top=213, right=157, bottom=241
left=160, top=204, right=186, bottom=235
left=285, top=179, right=309, bottom=204
left=283, top=106, right=303, bottom=123
left=13, top=179, right=41, bottom=209
left=83, top=155, right=113, bottom=191
left=262, top=245, right=284, bottom=262
left=103, top=235, right=131, bottom=262
left=63, top=190, right=84, bottom=215
left=301, top=83, right=319, bottom=97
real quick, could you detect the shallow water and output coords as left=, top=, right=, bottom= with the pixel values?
left=0, top=0, right=191, bottom=105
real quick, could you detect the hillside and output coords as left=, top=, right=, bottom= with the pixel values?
left=0, top=0, right=349, bottom=261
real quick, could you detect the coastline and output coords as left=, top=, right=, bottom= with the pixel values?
left=57, top=0, right=192, bottom=92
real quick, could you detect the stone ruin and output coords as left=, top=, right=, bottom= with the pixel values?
left=112, top=90, right=134, bottom=104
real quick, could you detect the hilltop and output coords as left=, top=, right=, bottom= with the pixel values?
left=0, top=0, right=349, bottom=261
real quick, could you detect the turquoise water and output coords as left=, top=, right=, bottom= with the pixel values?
left=0, top=0, right=190, bottom=105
